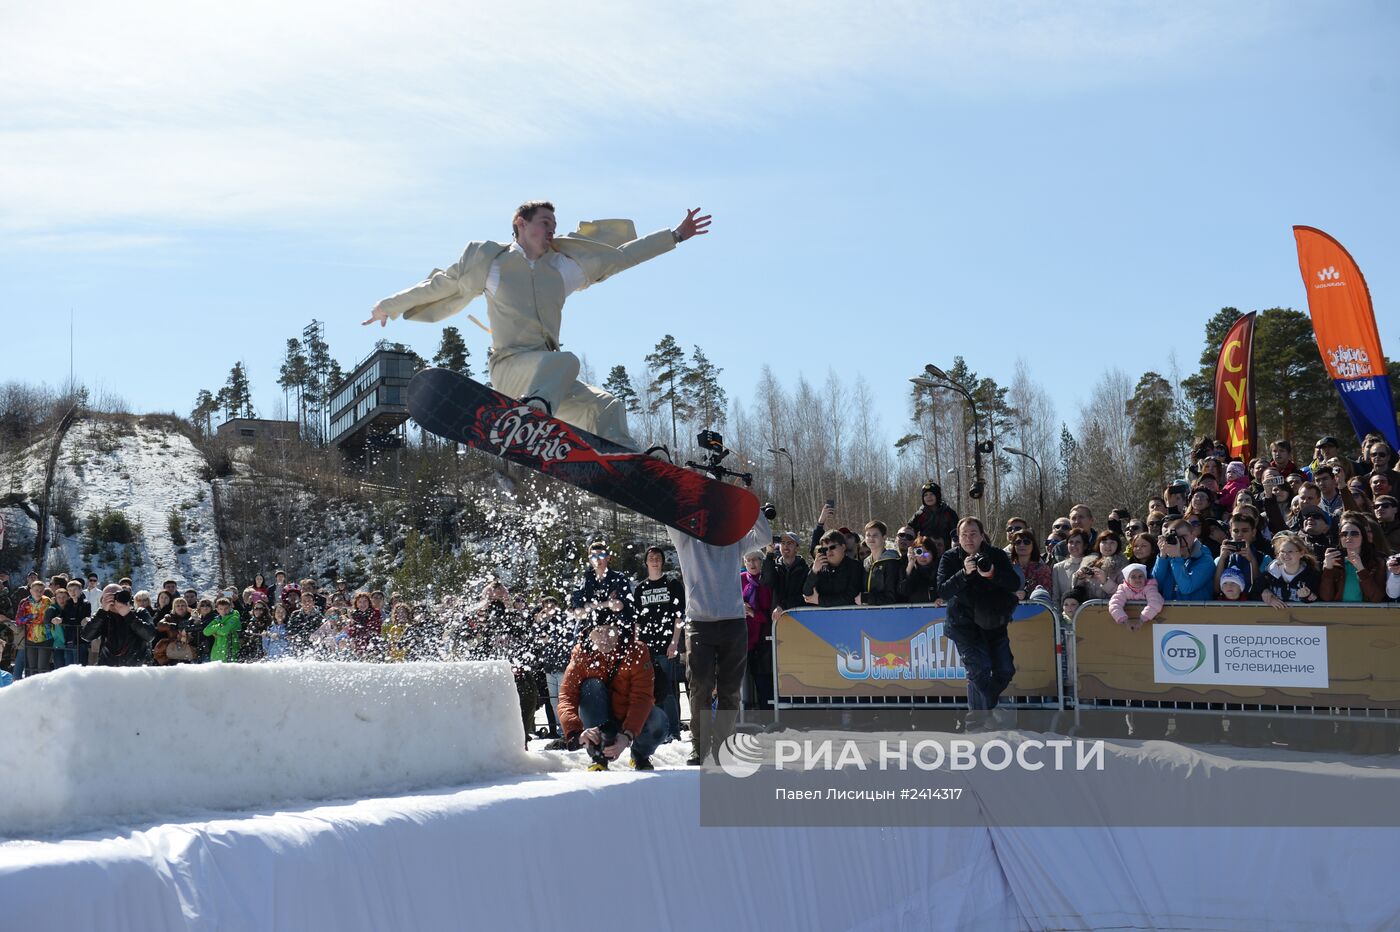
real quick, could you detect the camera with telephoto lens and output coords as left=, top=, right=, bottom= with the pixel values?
left=973, top=552, right=993, bottom=573
left=761, top=502, right=777, bottom=521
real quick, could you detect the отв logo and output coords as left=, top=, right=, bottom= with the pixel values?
left=716, top=733, right=766, bottom=778
left=1159, top=629, right=1207, bottom=675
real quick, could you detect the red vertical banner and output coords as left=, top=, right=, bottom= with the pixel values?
left=1214, top=312, right=1256, bottom=462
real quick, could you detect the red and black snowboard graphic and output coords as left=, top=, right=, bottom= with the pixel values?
left=408, top=368, right=760, bottom=546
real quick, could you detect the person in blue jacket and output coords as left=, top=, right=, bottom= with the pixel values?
left=1152, top=515, right=1216, bottom=601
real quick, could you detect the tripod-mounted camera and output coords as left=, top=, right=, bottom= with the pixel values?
left=685, top=430, right=754, bottom=487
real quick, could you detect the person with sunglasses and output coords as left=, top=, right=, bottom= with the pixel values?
left=1003, top=516, right=1029, bottom=551
left=1007, top=531, right=1052, bottom=602
left=802, top=530, right=863, bottom=607
left=1044, top=518, right=1073, bottom=562
left=1375, top=496, right=1400, bottom=552
left=1319, top=512, right=1388, bottom=602
left=568, top=541, right=635, bottom=639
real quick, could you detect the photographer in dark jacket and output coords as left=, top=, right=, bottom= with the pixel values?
left=81, top=588, right=156, bottom=666
left=936, top=517, right=1020, bottom=728
left=801, top=530, right=863, bottom=606
left=899, top=535, right=939, bottom=603
left=762, top=532, right=810, bottom=612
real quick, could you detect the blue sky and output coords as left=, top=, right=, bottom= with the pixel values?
left=1, top=1, right=1396, bottom=437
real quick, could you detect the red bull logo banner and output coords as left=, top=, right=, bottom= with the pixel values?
left=1293, top=226, right=1399, bottom=450
left=775, top=603, right=1059, bottom=701
left=1213, top=312, right=1257, bottom=462
left=836, top=626, right=965, bottom=681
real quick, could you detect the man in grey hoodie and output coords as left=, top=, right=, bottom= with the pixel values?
left=667, top=485, right=770, bottom=766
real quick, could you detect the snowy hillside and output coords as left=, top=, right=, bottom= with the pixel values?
left=0, top=414, right=221, bottom=588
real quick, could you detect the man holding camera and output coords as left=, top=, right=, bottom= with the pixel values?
left=1152, top=516, right=1215, bottom=601
left=935, top=517, right=1020, bottom=728
left=1213, top=512, right=1271, bottom=598
left=557, top=618, right=668, bottom=771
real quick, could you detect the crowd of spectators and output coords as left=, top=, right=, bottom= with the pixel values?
left=3, top=431, right=1398, bottom=745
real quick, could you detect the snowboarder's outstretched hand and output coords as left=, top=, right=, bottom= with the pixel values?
left=673, top=207, right=712, bottom=242
left=363, top=302, right=389, bottom=327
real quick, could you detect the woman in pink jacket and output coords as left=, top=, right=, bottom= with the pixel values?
left=1107, top=564, right=1164, bottom=631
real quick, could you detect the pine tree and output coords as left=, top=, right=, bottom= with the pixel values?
left=645, top=335, right=692, bottom=449
left=681, top=345, right=727, bottom=430
left=603, top=365, right=639, bottom=413
left=222, top=362, right=253, bottom=419
left=302, top=327, right=333, bottom=442
left=433, top=326, right=472, bottom=377
left=1058, top=423, right=1078, bottom=507
left=278, top=338, right=310, bottom=435
left=190, top=389, right=218, bottom=436
left=1126, top=372, right=1184, bottom=503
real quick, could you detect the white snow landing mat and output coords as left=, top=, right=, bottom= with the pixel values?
left=0, top=660, right=533, bottom=836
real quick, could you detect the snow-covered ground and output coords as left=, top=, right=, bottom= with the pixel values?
left=4, top=661, right=1400, bottom=930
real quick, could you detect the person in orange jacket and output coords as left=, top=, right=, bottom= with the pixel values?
left=556, top=619, right=668, bottom=771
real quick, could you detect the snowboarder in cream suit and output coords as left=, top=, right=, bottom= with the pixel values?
left=365, top=201, right=711, bottom=450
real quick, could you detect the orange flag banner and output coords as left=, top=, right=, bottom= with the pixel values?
left=1214, top=312, right=1256, bottom=462
left=1293, top=226, right=1398, bottom=449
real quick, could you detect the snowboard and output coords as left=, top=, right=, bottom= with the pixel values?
left=407, top=367, right=761, bottom=546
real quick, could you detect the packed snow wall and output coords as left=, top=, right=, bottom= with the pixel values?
left=0, top=660, right=534, bottom=836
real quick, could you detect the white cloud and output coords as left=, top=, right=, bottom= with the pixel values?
left=0, top=0, right=1274, bottom=237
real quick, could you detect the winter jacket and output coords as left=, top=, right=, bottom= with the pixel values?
left=287, top=608, right=323, bottom=649
left=1011, top=560, right=1052, bottom=598
left=81, top=609, right=156, bottom=666
left=935, top=542, right=1020, bottom=630
left=741, top=570, right=773, bottom=652
left=1319, top=557, right=1388, bottom=603
left=556, top=638, right=655, bottom=740
left=1152, top=541, right=1216, bottom=602
left=1051, top=556, right=1088, bottom=608
left=1261, top=562, right=1320, bottom=604
left=1218, top=476, right=1249, bottom=510
left=801, top=556, right=863, bottom=607
left=1108, top=579, right=1164, bottom=624
left=899, top=560, right=937, bottom=603
left=203, top=611, right=242, bottom=662
left=569, top=569, right=635, bottom=636
left=760, top=553, right=810, bottom=611
left=909, top=502, right=958, bottom=551
left=348, top=608, right=381, bottom=654
left=262, top=623, right=290, bottom=659
left=1379, top=519, right=1400, bottom=553
left=530, top=608, right=576, bottom=673
left=861, top=550, right=904, bottom=606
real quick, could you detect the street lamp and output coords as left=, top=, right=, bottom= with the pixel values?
left=1003, top=446, right=1045, bottom=534
left=911, top=365, right=992, bottom=512
left=766, top=446, right=795, bottom=519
